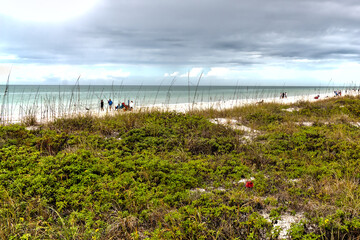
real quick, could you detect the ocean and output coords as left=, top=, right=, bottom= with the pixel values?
left=0, top=85, right=351, bottom=122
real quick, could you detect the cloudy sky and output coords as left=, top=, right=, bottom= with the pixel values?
left=1, top=0, right=360, bottom=85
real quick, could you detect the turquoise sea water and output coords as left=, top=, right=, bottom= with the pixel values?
left=0, top=85, right=352, bottom=122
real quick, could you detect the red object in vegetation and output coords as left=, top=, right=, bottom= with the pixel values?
left=245, top=181, right=254, bottom=188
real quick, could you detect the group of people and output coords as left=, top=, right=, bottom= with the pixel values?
left=100, top=99, right=134, bottom=111
left=280, top=92, right=287, bottom=99
left=335, top=89, right=360, bottom=97
left=334, top=90, right=342, bottom=97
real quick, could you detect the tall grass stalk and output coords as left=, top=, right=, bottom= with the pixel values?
left=188, top=72, right=191, bottom=111
left=1, top=71, right=11, bottom=124
left=153, top=79, right=165, bottom=106
left=165, top=77, right=177, bottom=105
left=192, top=72, right=203, bottom=110
left=68, top=75, right=81, bottom=114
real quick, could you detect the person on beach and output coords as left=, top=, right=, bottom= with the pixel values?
left=129, top=101, right=134, bottom=111
left=100, top=100, right=104, bottom=111
left=108, top=99, right=113, bottom=110
left=116, top=102, right=127, bottom=111
left=284, top=92, right=287, bottom=98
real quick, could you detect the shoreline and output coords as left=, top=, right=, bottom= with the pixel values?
left=140, top=91, right=349, bottom=112
left=1, top=90, right=357, bottom=125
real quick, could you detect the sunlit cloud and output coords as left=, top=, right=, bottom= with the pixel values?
left=164, top=72, right=179, bottom=77
left=180, top=68, right=203, bottom=78
left=0, top=55, right=18, bottom=61
left=0, top=0, right=100, bottom=22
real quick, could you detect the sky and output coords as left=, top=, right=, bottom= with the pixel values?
left=1, top=0, right=360, bottom=86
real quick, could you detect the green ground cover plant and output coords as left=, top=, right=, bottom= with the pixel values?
left=1, top=96, right=360, bottom=239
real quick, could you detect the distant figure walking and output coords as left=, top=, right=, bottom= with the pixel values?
left=129, top=101, right=134, bottom=111
left=100, top=100, right=104, bottom=111
left=108, top=99, right=113, bottom=110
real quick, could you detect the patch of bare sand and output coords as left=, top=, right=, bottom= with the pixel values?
left=261, top=212, right=304, bottom=239
left=210, top=118, right=260, bottom=142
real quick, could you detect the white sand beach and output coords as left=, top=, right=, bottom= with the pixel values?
left=1, top=89, right=357, bottom=125
left=142, top=92, right=344, bottom=113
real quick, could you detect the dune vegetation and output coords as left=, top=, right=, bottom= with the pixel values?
left=1, top=95, right=360, bottom=239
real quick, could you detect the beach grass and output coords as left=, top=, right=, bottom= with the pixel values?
left=1, top=95, right=360, bottom=239
left=2, top=79, right=353, bottom=125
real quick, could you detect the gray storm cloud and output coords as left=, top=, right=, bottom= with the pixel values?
left=1, top=0, right=360, bottom=68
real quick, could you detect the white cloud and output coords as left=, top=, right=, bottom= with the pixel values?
left=164, top=71, right=179, bottom=77
left=180, top=68, right=203, bottom=78
left=234, top=62, right=360, bottom=85
left=2, top=61, right=359, bottom=86
left=206, top=67, right=229, bottom=77
left=82, top=67, right=130, bottom=80
left=0, top=0, right=100, bottom=23
left=325, top=62, right=360, bottom=85
left=0, top=54, right=18, bottom=60
left=0, top=64, right=12, bottom=77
